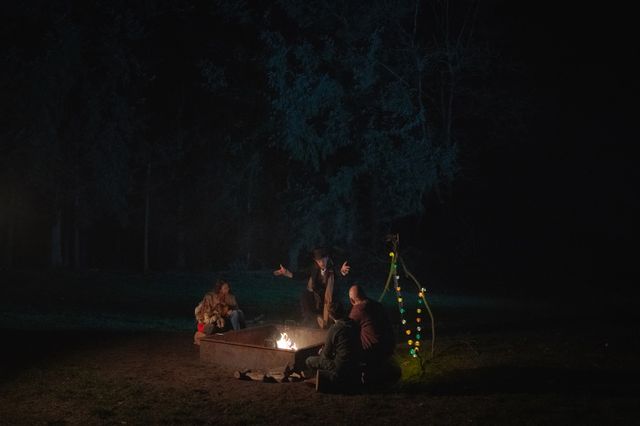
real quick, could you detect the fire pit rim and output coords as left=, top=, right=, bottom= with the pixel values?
left=200, top=324, right=327, bottom=353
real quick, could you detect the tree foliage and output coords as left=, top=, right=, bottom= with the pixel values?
left=0, top=0, right=505, bottom=271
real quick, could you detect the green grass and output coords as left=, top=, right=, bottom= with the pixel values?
left=0, top=269, right=526, bottom=333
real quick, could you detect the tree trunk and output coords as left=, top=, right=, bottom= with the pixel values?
left=73, top=192, right=80, bottom=269
left=4, top=187, right=15, bottom=269
left=143, top=162, right=151, bottom=274
left=51, top=207, right=63, bottom=267
left=369, top=177, right=381, bottom=249
left=176, top=194, right=186, bottom=269
left=245, top=172, right=254, bottom=269
left=346, top=202, right=355, bottom=246
left=63, top=214, right=70, bottom=268
left=288, top=242, right=303, bottom=273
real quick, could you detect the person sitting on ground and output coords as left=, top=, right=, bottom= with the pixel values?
left=348, top=284, right=400, bottom=385
left=194, top=288, right=225, bottom=345
left=304, top=302, right=361, bottom=392
left=273, top=247, right=350, bottom=329
left=211, top=278, right=246, bottom=331
left=193, top=278, right=245, bottom=345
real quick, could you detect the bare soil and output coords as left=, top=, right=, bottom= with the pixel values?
left=1, top=320, right=639, bottom=425
left=1, top=271, right=639, bottom=425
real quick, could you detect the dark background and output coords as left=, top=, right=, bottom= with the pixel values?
left=1, top=1, right=637, bottom=301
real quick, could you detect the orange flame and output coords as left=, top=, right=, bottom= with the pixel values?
left=276, top=332, right=297, bottom=351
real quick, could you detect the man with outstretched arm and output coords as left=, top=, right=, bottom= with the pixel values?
left=274, top=247, right=350, bottom=328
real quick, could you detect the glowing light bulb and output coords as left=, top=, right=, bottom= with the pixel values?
left=416, top=334, right=421, bottom=340
left=389, top=252, right=395, bottom=257
left=396, top=287, right=401, bottom=291
left=415, top=341, right=421, bottom=346
left=401, top=319, right=406, bottom=325
left=417, top=308, right=422, bottom=314
left=414, top=347, right=420, bottom=352
left=421, top=287, right=426, bottom=292
left=416, top=317, right=421, bottom=323
left=418, top=292, right=424, bottom=298
left=405, top=329, right=411, bottom=335
left=417, top=326, right=422, bottom=332
left=408, top=339, right=413, bottom=345
left=418, top=299, right=423, bottom=304
left=400, top=308, right=405, bottom=314
left=398, top=297, right=403, bottom=303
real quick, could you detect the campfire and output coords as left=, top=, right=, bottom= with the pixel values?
left=276, top=332, right=297, bottom=351
left=200, top=325, right=327, bottom=373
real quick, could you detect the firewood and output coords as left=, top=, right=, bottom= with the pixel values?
left=287, top=372, right=303, bottom=382
left=262, top=374, right=278, bottom=383
left=267, top=372, right=285, bottom=381
left=233, top=369, right=252, bottom=380
left=244, top=371, right=267, bottom=381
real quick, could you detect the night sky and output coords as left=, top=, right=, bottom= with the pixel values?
left=1, top=1, right=637, bottom=300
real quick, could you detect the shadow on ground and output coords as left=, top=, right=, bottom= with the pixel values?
left=0, top=329, right=151, bottom=383
left=401, top=365, right=640, bottom=397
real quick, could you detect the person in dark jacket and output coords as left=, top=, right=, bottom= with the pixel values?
left=274, top=247, right=350, bottom=328
left=304, top=302, right=361, bottom=391
left=348, top=284, right=400, bottom=385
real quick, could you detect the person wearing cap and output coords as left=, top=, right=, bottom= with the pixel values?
left=304, top=302, right=361, bottom=392
left=273, top=247, right=350, bottom=328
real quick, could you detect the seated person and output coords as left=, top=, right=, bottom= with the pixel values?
left=348, top=284, right=400, bottom=385
left=304, top=302, right=361, bottom=392
left=193, top=278, right=245, bottom=345
left=211, top=278, right=246, bottom=331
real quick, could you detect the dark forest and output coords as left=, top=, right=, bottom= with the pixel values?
left=1, top=0, right=636, bottom=297
left=1, top=1, right=639, bottom=424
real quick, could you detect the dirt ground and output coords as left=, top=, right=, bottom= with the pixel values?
left=1, top=271, right=639, bottom=424
left=1, top=318, right=639, bottom=426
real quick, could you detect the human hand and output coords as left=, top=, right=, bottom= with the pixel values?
left=340, top=261, right=350, bottom=276
left=273, top=264, right=291, bottom=277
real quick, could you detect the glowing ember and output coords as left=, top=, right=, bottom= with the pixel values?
left=276, top=332, right=297, bottom=351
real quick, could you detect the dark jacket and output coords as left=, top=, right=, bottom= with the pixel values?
left=292, top=259, right=345, bottom=326
left=349, top=299, right=395, bottom=359
left=321, top=318, right=360, bottom=375
left=291, top=259, right=341, bottom=286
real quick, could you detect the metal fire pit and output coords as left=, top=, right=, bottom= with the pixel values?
left=199, top=324, right=327, bottom=372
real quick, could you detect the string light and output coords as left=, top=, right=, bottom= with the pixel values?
left=390, top=251, right=429, bottom=358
